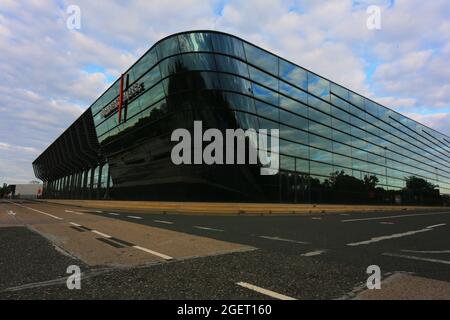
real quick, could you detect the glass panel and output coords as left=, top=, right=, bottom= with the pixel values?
left=234, top=111, right=260, bottom=130
left=178, top=32, right=213, bottom=52
left=279, top=95, right=308, bottom=117
left=130, top=48, right=157, bottom=84
left=307, top=72, right=330, bottom=101
left=156, top=36, right=180, bottom=59
left=280, top=155, right=296, bottom=171
left=255, top=100, right=278, bottom=121
left=223, top=92, right=256, bottom=114
left=280, top=125, right=308, bottom=144
left=330, top=82, right=349, bottom=100
left=310, top=134, right=332, bottom=151
left=243, top=42, right=278, bottom=75
left=279, top=81, right=307, bottom=104
left=251, top=83, right=278, bottom=106
left=215, top=55, right=249, bottom=77
left=296, top=158, right=309, bottom=173
left=181, top=53, right=216, bottom=71
left=280, top=139, right=309, bottom=158
left=211, top=34, right=246, bottom=59
left=219, top=73, right=252, bottom=93
left=279, top=59, right=307, bottom=90
left=310, top=160, right=333, bottom=176
left=249, top=66, right=278, bottom=90
left=280, top=110, right=308, bottom=130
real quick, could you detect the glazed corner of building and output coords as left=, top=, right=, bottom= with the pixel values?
left=32, top=30, right=450, bottom=203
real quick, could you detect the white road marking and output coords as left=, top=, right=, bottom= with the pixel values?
left=127, top=215, right=142, bottom=220
left=258, top=235, right=309, bottom=244
left=154, top=220, right=174, bottom=224
left=93, top=210, right=103, bottom=213
left=7, top=210, right=16, bottom=216
left=301, top=250, right=326, bottom=257
left=342, top=211, right=450, bottom=222
left=347, top=224, right=445, bottom=246
left=107, top=212, right=120, bottom=216
left=194, top=226, right=223, bottom=232
left=236, top=282, right=297, bottom=300
left=312, top=217, right=322, bottom=220
left=401, top=249, right=450, bottom=254
left=382, top=253, right=450, bottom=265
left=69, top=222, right=81, bottom=227
left=65, top=210, right=83, bottom=215
left=132, top=245, right=173, bottom=260
left=380, top=222, right=395, bottom=225
left=92, top=230, right=112, bottom=238
left=8, top=201, right=63, bottom=220
left=427, top=223, right=446, bottom=229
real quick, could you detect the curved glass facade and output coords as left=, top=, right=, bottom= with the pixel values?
left=33, top=31, right=450, bottom=204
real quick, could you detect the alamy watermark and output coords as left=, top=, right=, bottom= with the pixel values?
left=366, top=265, right=381, bottom=289
left=366, top=5, right=381, bottom=30
left=66, top=5, right=81, bottom=30
left=66, top=265, right=81, bottom=290
left=170, top=121, right=279, bottom=175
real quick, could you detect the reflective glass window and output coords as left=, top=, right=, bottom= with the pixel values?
left=310, top=160, right=333, bottom=176
left=309, top=108, right=331, bottom=126
left=255, top=100, right=278, bottom=121
left=307, top=72, right=330, bottom=101
left=181, top=53, right=216, bottom=71
left=296, top=158, right=309, bottom=173
left=224, top=92, right=256, bottom=114
left=130, top=49, right=157, bottom=84
left=234, top=111, right=259, bottom=130
left=215, top=55, right=249, bottom=77
left=279, top=59, right=307, bottom=90
left=212, top=34, right=246, bottom=59
left=219, top=73, right=252, bottom=94
left=156, top=36, right=180, bottom=60
left=309, top=121, right=331, bottom=139
left=279, top=81, right=307, bottom=104
left=178, top=32, right=213, bottom=52
left=310, top=134, right=332, bottom=151
left=252, top=83, right=278, bottom=106
left=280, top=109, right=308, bottom=130
left=330, top=82, right=349, bottom=100
left=280, top=155, right=296, bottom=171
left=243, top=42, right=278, bottom=75
left=279, top=95, right=308, bottom=117
left=249, top=66, right=278, bottom=90
left=308, top=95, right=331, bottom=114
left=280, top=139, right=309, bottom=158
left=280, top=125, right=308, bottom=144
left=333, top=153, right=352, bottom=168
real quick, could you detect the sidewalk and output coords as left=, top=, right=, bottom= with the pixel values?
left=37, top=199, right=448, bottom=215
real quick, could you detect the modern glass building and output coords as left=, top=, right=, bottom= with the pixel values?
left=33, top=30, right=450, bottom=204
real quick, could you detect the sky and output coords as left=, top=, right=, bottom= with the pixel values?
left=1, top=0, right=450, bottom=184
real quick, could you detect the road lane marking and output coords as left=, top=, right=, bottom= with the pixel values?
left=311, top=217, right=322, bottom=220
left=68, top=221, right=173, bottom=261
left=8, top=201, right=63, bottom=220
left=194, top=226, right=223, bottom=232
left=347, top=224, right=445, bottom=246
left=69, top=222, right=81, bottom=227
left=380, top=222, right=395, bottom=225
left=132, top=245, right=173, bottom=260
left=236, top=282, right=297, bottom=300
left=92, top=230, right=112, bottom=238
left=401, top=249, right=450, bottom=254
left=342, top=211, right=450, bottom=222
left=382, top=253, right=450, bottom=265
left=301, top=250, right=326, bottom=257
left=7, top=210, right=16, bottom=216
left=154, top=220, right=174, bottom=224
left=107, top=212, right=120, bottom=216
left=258, top=235, right=309, bottom=244
left=65, top=210, right=84, bottom=215
left=427, top=223, right=446, bottom=229
left=127, top=215, right=142, bottom=220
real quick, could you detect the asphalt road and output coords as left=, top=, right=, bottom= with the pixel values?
left=1, top=199, right=449, bottom=299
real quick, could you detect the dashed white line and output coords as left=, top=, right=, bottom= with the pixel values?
left=154, top=220, right=174, bottom=224
left=401, top=249, right=450, bottom=254
left=127, top=215, right=143, bottom=220
left=194, top=226, right=223, bottom=232
left=8, top=201, right=63, bottom=220
left=379, top=222, right=395, bottom=225
left=258, top=235, right=309, bottom=244
left=382, top=253, right=450, bottom=265
left=107, top=212, right=120, bottom=216
left=301, top=250, right=326, bottom=257
left=236, top=282, right=297, bottom=300
left=347, top=224, right=446, bottom=246
left=341, top=211, right=450, bottom=222
left=311, top=217, right=322, bottom=220
left=92, top=230, right=112, bottom=238
left=427, top=223, right=446, bottom=229
left=69, top=222, right=81, bottom=227
left=65, top=210, right=84, bottom=215
left=132, top=245, right=173, bottom=260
